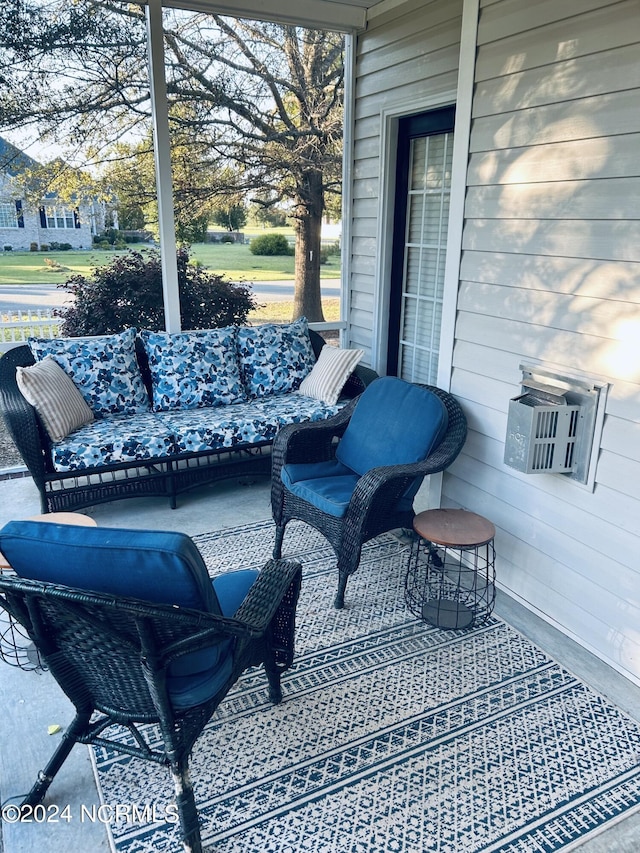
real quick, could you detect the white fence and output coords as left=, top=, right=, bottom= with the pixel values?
left=0, top=309, right=59, bottom=354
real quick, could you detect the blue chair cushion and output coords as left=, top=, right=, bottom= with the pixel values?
left=167, top=570, right=259, bottom=710
left=0, top=522, right=260, bottom=710
left=282, top=459, right=360, bottom=518
left=0, top=521, right=221, bottom=613
left=336, top=377, right=448, bottom=475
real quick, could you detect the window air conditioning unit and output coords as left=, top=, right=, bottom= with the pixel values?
left=504, top=364, right=609, bottom=488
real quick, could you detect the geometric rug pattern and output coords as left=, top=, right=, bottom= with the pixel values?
left=92, top=519, right=640, bottom=852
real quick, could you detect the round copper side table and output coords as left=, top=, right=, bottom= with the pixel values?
left=0, top=513, right=97, bottom=670
left=405, top=509, right=496, bottom=630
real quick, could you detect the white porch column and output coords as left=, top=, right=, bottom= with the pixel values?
left=146, top=0, right=182, bottom=332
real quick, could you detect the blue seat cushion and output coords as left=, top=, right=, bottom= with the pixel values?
left=336, top=376, right=448, bottom=475
left=167, top=569, right=259, bottom=710
left=282, top=459, right=360, bottom=518
left=0, top=522, right=260, bottom=710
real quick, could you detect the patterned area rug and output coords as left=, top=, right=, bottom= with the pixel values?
left=92, top=519, right=640, bottom=852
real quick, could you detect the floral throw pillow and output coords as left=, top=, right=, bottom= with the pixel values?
left=29, top=328, right=150, bottom=419
left=140, top=327, right=246, bottom=412
left=236, top=317, right=316, bottom=398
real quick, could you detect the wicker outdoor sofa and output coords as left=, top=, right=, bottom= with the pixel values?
left=0, top=319, right=377, bottom=513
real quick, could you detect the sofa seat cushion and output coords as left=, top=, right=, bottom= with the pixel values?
left=236, top=317, right=316, bottom=398
left=50, top=411, right=175, bottom=472
left=140, top=327, right=246, bottom=412
left=29, top=328, right=150, bottom=418
left=158, top=393, right=341, bottom=455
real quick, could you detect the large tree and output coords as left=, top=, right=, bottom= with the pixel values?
left=0, top=2, right=344, bottom=320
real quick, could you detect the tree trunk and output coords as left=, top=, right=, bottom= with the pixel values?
left=293, top=170, right=325, bottom=322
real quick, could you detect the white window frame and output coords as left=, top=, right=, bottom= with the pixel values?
left=44, top=205, right=76, bottom=229
left=0, top=202, right=19, bottom=229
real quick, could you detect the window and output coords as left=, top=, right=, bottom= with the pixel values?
left=0, top=202, right=19, bottom=228
left=44, top=205, right=76, bottom=229
left=387, top=107, right=455, bottom=384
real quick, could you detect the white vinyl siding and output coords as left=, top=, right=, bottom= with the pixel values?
left=348, top=0, right=463, bottom=363
left=452, top=0, right=640, bottom=684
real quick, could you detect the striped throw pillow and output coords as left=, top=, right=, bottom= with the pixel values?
left=298, top=346, right=364, bottom=406
left=16, top=355, right=94, bottom=442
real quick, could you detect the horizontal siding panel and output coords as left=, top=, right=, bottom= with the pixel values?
left=356, top=51, right=459, bottom=100
left=453, top=434, right=640, bottom=561
left=453, top=339, right=521, bottom=384
left=462, top=218, right=640, bottom=262
left=360, top=0, right=461, bottom=54
left=474, top=44, right=639, bottom=117
left=350, top=216, right=377, bottom=239
left=352, top=177, right=380, bottom=201
left=350, top=251, right=376, bottom=277
left=475, top=1, right=639, bottom=81
left=450, top=403, right=640, bottom=536
left=470, top=90, right=640, bottom=151
left=352, top=197, right=379, bottom=220
left=353, top=156, right=381, bottom=181
left=458, top=281, right=635, bottom=338
left=355, top=72, right=460, bottom=121
left=358, top=22, right=460, bottom=78
left=467, top=133, right=640, bottom=185
left=353, top=114, right=381, bottom=143
left=477, top=0, right=620, bottom=46
left=465, top=178, right=640, bottom=221
left=454, top=311, right=637, bottom=384
left=595, top=450, right=640, bottom=502
left=348, top=287, right=375, bottom=312
left=459, top=251, right=640, bottom=302
left=600, top=415, right=640, bottom=462
left=353, top=135, right=380, bottom=161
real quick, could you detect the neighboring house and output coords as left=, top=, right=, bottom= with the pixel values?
left=0, top=136, right=100, bottom=250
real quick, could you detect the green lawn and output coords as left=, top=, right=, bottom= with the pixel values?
left=0, top=240, right=341, bottom=286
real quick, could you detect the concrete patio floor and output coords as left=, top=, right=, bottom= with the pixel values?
left=0, top=472, right=639, bottom=853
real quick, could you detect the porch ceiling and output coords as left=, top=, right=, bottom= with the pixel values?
left=160, top=0, right=380, bottom=32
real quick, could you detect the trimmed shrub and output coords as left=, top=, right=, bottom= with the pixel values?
left=55, top=248, right=257, bottom=336
left=249, top=233, right=291, bottom=256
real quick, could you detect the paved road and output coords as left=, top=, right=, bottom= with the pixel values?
left=0, top=279, right=341, bottom=312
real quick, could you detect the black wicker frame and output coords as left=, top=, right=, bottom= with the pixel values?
left=271, top=384, right=468, bottom=609
left=0, top=330, right=378, bottom=514
left=0, top=557, right=302, bottom=853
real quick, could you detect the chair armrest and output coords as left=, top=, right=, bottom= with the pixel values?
left=342, top=363, right=378, bottom=398
left=232, top=558, right=302, bottom=634
left=272, top=397, right=358, bottom=468
left=0, top=345, right=50, bottom=488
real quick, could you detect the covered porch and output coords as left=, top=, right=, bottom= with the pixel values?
left=1, top=472, right=639, bottom=853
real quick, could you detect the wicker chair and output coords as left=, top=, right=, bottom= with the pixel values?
left=0, top=521, right=302, bottom=853
left=272, top=377, right=467, bottom=609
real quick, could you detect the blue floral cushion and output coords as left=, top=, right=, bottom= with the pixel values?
left=158, top=393, right=341, bottom=455
left=140, top=327, right=245, bottom=412
left=50, top=412, right=174, bottom=472
left=236, top=317, right=316, bottom=398
left=29, top=328, right=149, bottom=418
